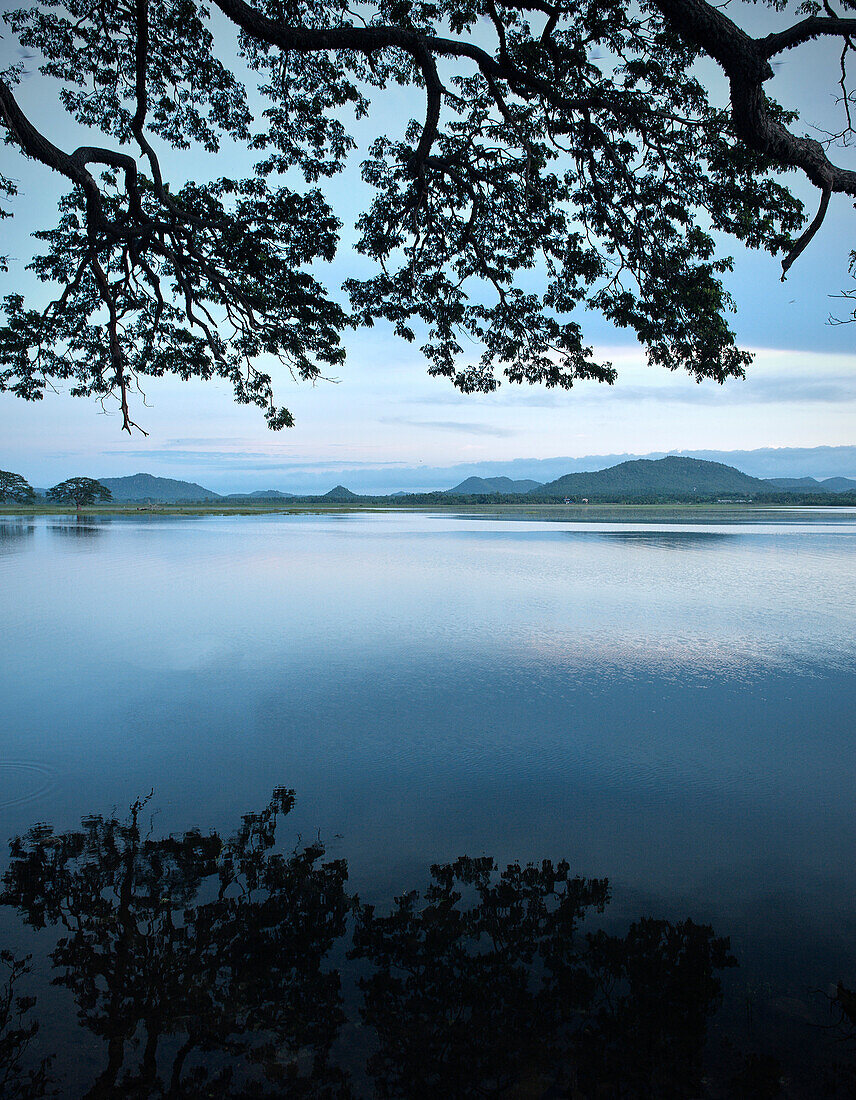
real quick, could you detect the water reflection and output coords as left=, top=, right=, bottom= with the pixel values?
left=0, top=950, right=50, bottom=1099
left=351, top=857, right=734, bottom=1099
left=592, top=530, right=734, bottom=548
left=0, top=791, right=761, bottom=1098
left=2, top=790, right=350, bottom=1098
left=0, top=521, right=34, bottom=555
left=49, top=517, right=107, bottom=539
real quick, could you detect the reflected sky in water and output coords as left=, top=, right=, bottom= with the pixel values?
left=1, top=510, right=855, bottom=994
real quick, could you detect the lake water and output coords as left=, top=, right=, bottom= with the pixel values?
left=1, top=508, right=855, bottom=1093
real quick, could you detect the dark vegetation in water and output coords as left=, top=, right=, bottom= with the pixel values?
left=0, top=792, right=853, bottom=1098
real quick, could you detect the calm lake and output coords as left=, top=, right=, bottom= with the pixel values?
left=1, top=507, right=855, bottom=1094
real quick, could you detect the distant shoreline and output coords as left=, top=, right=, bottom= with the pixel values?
left=3, top=501, right=856, bottom=518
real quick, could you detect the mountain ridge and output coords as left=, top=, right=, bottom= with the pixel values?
left=98, top=473, right=221, bottom=502
left=535, top=457, right=768, bottom=499
left=447, top=476, right=543, bottom=494
left=765, top=476, right=856, bottom=493
left=11, top=453, right=856, bottom=503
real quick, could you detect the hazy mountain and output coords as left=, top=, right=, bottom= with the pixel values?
left=224, top=489, right=294, bottom=500
left=538, top=457, right=765, bottom=498
left=295, top=446, right=856, bottom=494
left=674, top=446, right=856, bottom=480
left=765, top=476, right=856, bottom=493
left=447, top=476, right=543, bottom=495
left=323, top=485, right=360, bottom=501
left=98, top=473, right=221, bottom=502
left=765, top=477, right=832, bottom=492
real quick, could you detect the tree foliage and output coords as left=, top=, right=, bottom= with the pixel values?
left=0, top=471, right=35, bottom=504
left=0, top=0, right=852, bottom=430
left=45, top=477, right=112, bottom=507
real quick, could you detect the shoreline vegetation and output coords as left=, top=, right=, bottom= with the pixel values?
left=4, top=459, right=856, bottom=514
left=2, top=497, right=856, bottom=518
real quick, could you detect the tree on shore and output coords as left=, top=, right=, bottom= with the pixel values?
left=0, top=0, right=852, bottom=430
left=46, top=477, right=112, bottom=511
left=0, top=472, right=35, bottom=505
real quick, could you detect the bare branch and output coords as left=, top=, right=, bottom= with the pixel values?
left=759, top=15, right=856, bottom=58
left=781, top=183, right=831, bottom=279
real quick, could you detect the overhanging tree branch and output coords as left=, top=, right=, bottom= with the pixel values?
left=650, top=0, right=856, bottom=273
left=759, top=15, right=856, bottom=58
left=0, top=0, right=848, bottom=429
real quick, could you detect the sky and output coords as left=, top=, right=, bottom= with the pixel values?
left=2, top=5, right=856, bottom=493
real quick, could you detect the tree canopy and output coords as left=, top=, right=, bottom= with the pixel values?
left=46, top=476, right=112, bottom=506
left=0, top=0, right=852, bottom=430
left=0, top=471, right=35, bottom=503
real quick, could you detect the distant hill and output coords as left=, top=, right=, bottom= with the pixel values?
left=766, top=476, right=856, bottom=493
left=766, top=477, right=829, bottom=492
left=98, top=473, right=221, bottom=502
left=323, top=485, right=360, bottom=501
left=224, top=489, right=294, bottom=500
left=538, top=457, right=765, bottom=499
left=447, top=476, right=543, bottom=495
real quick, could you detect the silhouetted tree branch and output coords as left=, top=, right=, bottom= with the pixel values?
left=6, top=0, right=849, bottom=428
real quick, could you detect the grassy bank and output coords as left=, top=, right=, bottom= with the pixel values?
left=2, top=500, right=852, bottom=520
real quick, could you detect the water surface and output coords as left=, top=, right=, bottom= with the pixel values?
left=1, top=509, right=855, bottom=1089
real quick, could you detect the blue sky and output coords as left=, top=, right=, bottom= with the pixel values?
left=1, top=6, right=855, bottom=492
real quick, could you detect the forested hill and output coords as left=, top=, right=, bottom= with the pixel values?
left=98, top=473, right=221, bottom=502
left=765, top=476, right=856, bottom=493
left=447, top=476, right=543, bottom=494
left=537, top=457, right=766, bottom=499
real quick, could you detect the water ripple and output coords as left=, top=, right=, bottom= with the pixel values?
left=0, top=761, right=56, bottom=810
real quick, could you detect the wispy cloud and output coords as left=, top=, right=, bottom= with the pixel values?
left=608, top=375, right=856, bottom=406
left=379, top=417, right=517, bottom=437
left=164, top=437, right=266, bottom=447
left=405, top=374, right=856, bottom=409
left=106, top=449, right=414, bottom=471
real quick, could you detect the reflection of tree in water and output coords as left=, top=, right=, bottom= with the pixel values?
left=0, top=522, right=35, bottom=554
left=49, top=518, right=106, bottom=539
left=1, top=792, right=740, bottom=1097
left=1, top=790, right=350, bottom=1097
left=593, top=530, right=733, bottom=550
left=821, top=983, right=856, bottom=1096
left=0, top=951, right=51, bottom=1099
left=352, top=856, right=735, bottom=1099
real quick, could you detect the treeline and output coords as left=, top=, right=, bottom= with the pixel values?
left=291, top=491, right=856, bottom=506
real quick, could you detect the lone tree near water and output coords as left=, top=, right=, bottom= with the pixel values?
left=46, top=477, right=112, bottom=509
left=0, top=0, right=853, bottom=430
left=0, top=471, right=35, bottom=504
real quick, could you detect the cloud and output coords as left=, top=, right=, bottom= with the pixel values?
left=401, top=349, right=856, bottom=409
left=379, top=417, right=517, bottom=437
left=409, top=376, right=856, bottom=410
left=606, top=375, right=856, bottom=406
left=105, top=449, right=414, bottom=471
left=406, top=390, right=568, bottom=409
left=165, top=437, right=262, bottom=447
